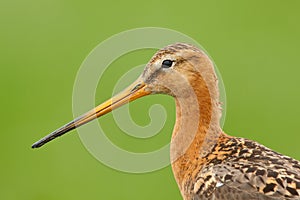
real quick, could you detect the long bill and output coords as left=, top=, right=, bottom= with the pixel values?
left=32, top=79, right=150, bottom=148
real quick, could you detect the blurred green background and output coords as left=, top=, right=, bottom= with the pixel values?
left=1, top=0, right=300, bottom=199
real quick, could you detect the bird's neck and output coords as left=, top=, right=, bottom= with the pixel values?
left=170, top=73, right=223, bottom=190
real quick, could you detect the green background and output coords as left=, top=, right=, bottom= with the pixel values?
left=1, top=0, right=300, bottom=199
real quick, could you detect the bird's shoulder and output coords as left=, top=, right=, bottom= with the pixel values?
left=191, top=135, right=300, bottom=199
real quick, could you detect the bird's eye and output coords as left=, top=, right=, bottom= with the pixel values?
left=161, top=59, right=173, bottom=68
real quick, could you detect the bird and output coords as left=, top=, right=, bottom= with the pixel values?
left=32, top=43, right=300, bottom=200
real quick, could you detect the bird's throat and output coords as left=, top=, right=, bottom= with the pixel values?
left=170, top=74, right=223, bottom=191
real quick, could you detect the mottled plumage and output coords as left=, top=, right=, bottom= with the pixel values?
left=188, top=134, right=300, bottom=200
left=32, top=43, right=300, bottom=200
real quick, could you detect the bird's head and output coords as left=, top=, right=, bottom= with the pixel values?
left=135, top=43, right=217, bottom=97
left=32, top=43, right=218, bottom=148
